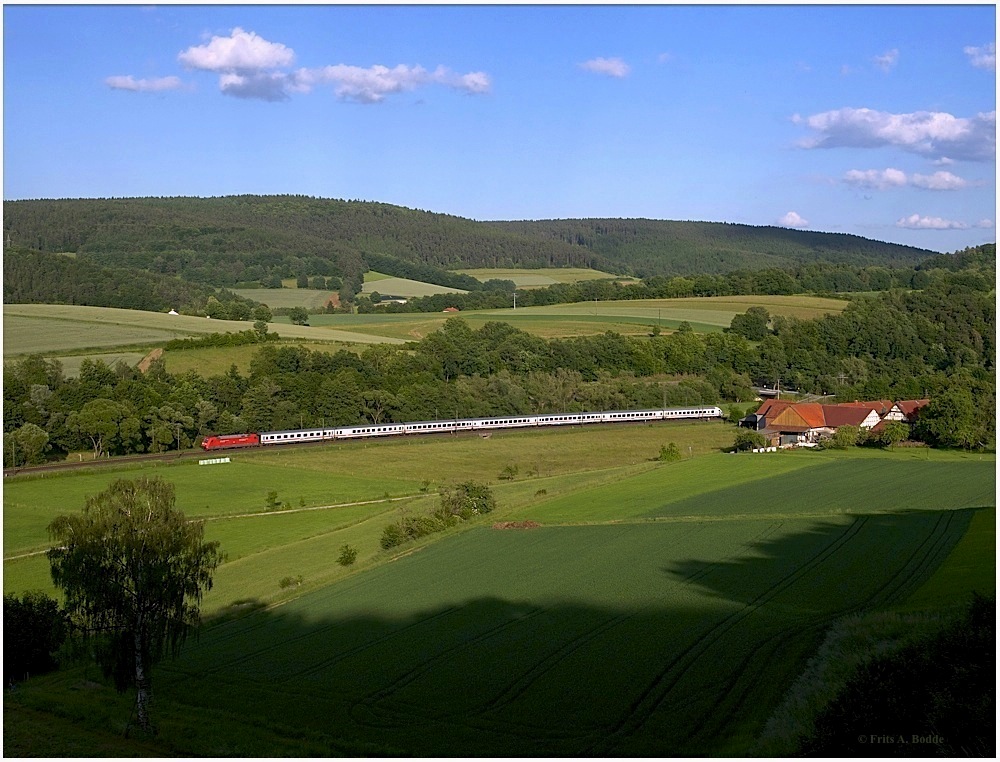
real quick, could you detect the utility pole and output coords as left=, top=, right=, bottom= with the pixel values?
left=513, top=291, right=516, bottom=310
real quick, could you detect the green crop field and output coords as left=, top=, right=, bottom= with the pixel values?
left=3, top=432, right=993, bottom=756
left=455, top=267, right=622, bottom=288
left=361, top=271, right=468, bottom=297
left=3, top=304, right=404, bottom=360
left=287, top=294, right=847, bottom=341
left=231, top=288, right=338, bottom=310
left=2, top=421, right=735, bottom=601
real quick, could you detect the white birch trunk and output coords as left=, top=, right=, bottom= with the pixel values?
left=134, top=629, right=152, bottom=732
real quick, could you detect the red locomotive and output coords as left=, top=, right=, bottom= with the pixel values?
left=200, top=433, right=260, bottom=450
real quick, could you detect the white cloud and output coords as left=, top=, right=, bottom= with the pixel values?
left=843, top=168, right=907, bottom=190
left=964, top=42, right=996, bottom=71
left=976, top=219, right=995, bottom=228
left=178, top=27, right=294, bottom=72
left=292, top=64, right=490, bottom=103
left=456, top=71, right=491, bottom=94
left=794, top=107, right=996, bottom=161
left=579, top=57, right=631, bottom=78
left=105, top=75, right=182, bottom=93
left=113, top=27, right=491, bottom=104
left=910, top=171, right=969, bottom=190
left=873, top=48, right=899, bottom=72
left=895, top=213, right=968, bottom=230
left=842, top=168, right=968, bottom=191
left=778, top=211, right=809, bottom=228
left=219, top=72, right=291, bottom=102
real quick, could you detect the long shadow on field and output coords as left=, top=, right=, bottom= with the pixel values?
left=666, top=508, right=974, bottom=611
left=144, top=510, right=973, bottom=758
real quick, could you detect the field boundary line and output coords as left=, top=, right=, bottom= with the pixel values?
left=3, top=495, right=422, bottom=560
left=203, top=494, right=422, bottom=522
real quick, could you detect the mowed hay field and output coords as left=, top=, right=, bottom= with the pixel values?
left=4, top=435, right=993, bottom=757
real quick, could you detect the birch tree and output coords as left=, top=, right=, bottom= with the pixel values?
left=47, top=477, right=223, bottom=734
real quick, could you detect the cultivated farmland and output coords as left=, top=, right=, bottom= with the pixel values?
left=290, top=294, right=848, bottom=341
left=231, top=287, right=339, bottom=310
left=3, top=433, right=993, bottom=757
left=2, top=303, right=404, bottom=360
left=361, top=271, right=468, bottom=297
left=455, top=267, right=622, bottom=288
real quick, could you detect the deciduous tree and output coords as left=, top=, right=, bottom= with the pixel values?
left=47, top=477, right=223, bottom=734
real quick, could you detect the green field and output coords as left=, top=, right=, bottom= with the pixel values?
left=3, top=429, right=993, bottom=756
left=4, top=295, right=846, bottom=369
left=3, top=304, right=405, bottom=361
left=288, top=294, right=847, bottom=341
left=361, top=271, right=467, bottom=297
left=231, top=287, right=338, bottom=310
left=455, top=267, right=622, bottom=288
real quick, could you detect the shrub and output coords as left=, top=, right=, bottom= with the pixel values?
left=441, top=481, right=497, bottom=519
left=658, top=442, right=682, bottom=462
left=278, top=575, right=303, bottom=589
left=4, top=592, right=68, bottom=682
left=265, top=490, right=280, bottom=511
left=380, top=523, right=407, bottom=550
left=825, top=425, right=860, bottom=449
left=498, top=463, right=519, bottom=481
left=733, top=429, right=767, bottom=451
left=337, top=544, right=358, bottom=566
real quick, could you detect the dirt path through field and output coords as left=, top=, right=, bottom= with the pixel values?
left=137, top=347, right=164, bottom=373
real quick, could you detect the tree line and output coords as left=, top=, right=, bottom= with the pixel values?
left=357, top=252, right=994, bottom=314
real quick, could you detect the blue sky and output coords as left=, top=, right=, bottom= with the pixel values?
left=3, top=4, right=995, bottom=253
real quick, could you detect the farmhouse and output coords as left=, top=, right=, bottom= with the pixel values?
left=742, top=398, right=929, bottom=447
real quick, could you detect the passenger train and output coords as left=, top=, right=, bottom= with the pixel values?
left=201, top=406, right=725, bottom=451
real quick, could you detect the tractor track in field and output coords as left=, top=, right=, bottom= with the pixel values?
left=349, top=608, right=549, bottom=729
left=677, top=510, right=965, bottom=751
left=471, top=611, right=636, bottom=719
left=201, top=604, right=463, bottom=677
left=584, top=515, right=871, bottom=756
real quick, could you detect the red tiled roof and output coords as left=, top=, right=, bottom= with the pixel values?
left=822, top=406, right=872, bottom=427
left=835, top=399, right=892, bottom=415
left=896, top=399, right=930, bottom=419
left=755, top=399, right=794, bottom=418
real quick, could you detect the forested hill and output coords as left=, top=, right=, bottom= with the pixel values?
left=4, top=195, right=934, bottom=286
left=486, top=219, right=935, bottom=276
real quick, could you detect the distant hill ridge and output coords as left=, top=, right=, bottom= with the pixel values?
left=4, top=195, right=934, bottom=285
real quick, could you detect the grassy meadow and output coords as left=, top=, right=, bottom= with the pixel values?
left=3, top=423, right=994, bottom=756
